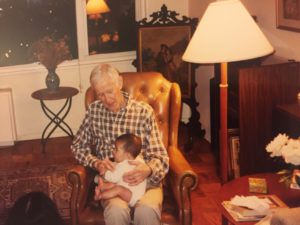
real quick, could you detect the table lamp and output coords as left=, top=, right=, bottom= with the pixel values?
left=86, top=0, right=110, bottom=20
left=182, top=0, right=274, bottom=183
left=86, top=0, right=110, bottom=15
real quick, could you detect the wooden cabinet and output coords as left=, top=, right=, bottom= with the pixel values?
left=211, top=62, right=300, bottom=177
left=210, top=59, right=261, bottom=155
left=273, top=103, right=300, bottom=139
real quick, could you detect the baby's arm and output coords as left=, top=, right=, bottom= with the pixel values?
left=104, top=163, right=123, bottom=183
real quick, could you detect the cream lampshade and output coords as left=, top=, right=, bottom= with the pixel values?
left=182, top=0, right=274, bottom=183
left=86, top=0, right=110, bottom=15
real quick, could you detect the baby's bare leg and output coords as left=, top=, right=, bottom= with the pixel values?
left=101, top=181, right=116, bottom=191
left=95, top=177, right=117, bottom=200
left=100, top=185, right=132, bottom=203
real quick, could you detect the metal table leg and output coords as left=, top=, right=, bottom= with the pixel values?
left=39, top=97, right=73, bottom=153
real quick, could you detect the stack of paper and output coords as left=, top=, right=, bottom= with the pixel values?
left=222, top=195, right=287, bottom=222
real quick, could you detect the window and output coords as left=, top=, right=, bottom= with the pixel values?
left=87, top=0, right=136, bottom=55
left=0, top=0, right=78, bottom=67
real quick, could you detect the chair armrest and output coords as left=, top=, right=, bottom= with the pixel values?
left=66, top=164, right=96, bottom=224
left=167, top=146, right=198, bottom=225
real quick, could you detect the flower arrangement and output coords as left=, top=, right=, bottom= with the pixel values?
left=30, top=36, right=72, bottom=70
left=266, top=133, right=300, bottom=186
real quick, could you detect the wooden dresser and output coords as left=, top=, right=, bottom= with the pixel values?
left=211, top=61, right=300, bottom=177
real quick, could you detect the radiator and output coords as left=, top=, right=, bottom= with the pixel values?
left=0, top=88, right=17, bottom=146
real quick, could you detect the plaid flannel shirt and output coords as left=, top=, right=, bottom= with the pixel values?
left=71, top=92, right=169, bottom=184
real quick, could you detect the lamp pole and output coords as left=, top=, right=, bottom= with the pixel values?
left=220, top=62, right=228, bottom=183
left=182, top=0, right=274, bottom=183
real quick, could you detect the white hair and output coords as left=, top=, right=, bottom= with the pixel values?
left=90, top=64, right=120, bottom=86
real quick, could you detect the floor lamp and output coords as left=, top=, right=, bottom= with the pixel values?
left=182, top=0, right=274, bottom=183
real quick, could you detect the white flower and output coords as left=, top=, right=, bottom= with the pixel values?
left=266, top=133, right=289, bottom=157
left=281, top=139, right=300, bottom=166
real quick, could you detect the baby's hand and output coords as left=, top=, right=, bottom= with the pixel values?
left=94, top=186, right=101, bottom=200
left=94, top=176, right=104, bottom=200
left=95, top=158, right=115, bottom=175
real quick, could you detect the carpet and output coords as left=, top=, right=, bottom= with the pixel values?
left=0, top=164, right=74, bottom=224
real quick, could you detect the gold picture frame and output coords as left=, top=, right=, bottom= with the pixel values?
left=276, top=0, right=300, bottom=32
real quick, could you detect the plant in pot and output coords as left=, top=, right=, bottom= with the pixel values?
left=30, top=36, right=72, bottom=91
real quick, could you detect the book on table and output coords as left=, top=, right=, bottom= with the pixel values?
left=222, top=195, right=288, bottom=222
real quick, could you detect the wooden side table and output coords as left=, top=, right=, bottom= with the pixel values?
left=32, top=87, right=79, bottom=153
left=219, top=173, right=300, bottom=225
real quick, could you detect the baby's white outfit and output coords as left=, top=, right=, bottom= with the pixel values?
left=103, top=156, right=146, bottom=207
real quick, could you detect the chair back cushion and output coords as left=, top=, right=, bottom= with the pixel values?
left=85, top=71, right=181, bottom=148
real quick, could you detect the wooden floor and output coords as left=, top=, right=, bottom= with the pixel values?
left=0, top=131, right=222, bottom=225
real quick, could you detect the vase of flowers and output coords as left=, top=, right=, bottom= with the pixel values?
left=30, top=36, right=72, bottom=91
left=266, top=133, right=300, bottom=188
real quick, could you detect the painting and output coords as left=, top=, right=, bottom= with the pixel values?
left=135, top=4, right=198, bottom=100
left=135, top=4, right=205, bottom=139
left=137, top=25, right=191, bottom=98
left=276, top=0, right=300, bottom=32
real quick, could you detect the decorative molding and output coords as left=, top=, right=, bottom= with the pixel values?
left=137, top=4, right=197, bottom=26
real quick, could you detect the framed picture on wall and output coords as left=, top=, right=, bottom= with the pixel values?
left=134, top=4, right=205, bottom=139
left=137, top=25, right=192, bottom=98
left=276, top=0, right=300, bottom=32
left=135, top=4, right=198, bottom=99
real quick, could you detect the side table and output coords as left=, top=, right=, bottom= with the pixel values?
left=32, top=87, right=79, bottom=153
left=219, top=173, right=300, bottom=225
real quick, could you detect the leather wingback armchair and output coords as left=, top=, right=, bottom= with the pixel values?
left=67, top=72, right=198, bottom=225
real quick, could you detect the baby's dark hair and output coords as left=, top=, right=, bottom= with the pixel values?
left=116, top=133, right=142, bottom=158
left=5, top=191, right=64, bottom=225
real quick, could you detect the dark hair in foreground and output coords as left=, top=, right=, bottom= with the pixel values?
left=5, top=191, right=65, bottom=225
left=116, top=133, right=142, bottom=158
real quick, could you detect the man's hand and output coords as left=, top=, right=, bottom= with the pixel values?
left=94, top=158, right=115, bottom=175
left=123, top=160, right=152, bottom=186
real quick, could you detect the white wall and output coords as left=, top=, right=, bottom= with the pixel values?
left=188, top=0, right=300, bottom=142
left=142, top=1, right=188, bottom=16
left=0, top=0, right=188, bottom=141
left=188, top=0, right=215, bottom=141
left=242, top=0, right=300, bottom=62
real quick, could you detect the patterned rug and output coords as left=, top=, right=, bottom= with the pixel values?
left=0, top=164, right=74, bottom=224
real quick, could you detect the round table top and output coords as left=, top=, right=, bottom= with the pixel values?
left=31, top=87, right=79, bottom=100
left=219, top=173, right=300, bottom=225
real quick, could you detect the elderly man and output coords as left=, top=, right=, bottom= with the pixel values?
left=71, top=64, right=169, bottom=225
